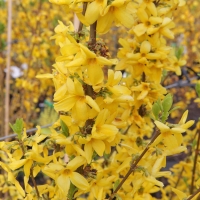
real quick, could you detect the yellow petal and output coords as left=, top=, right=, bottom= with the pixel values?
left=24, top=160, right=33, bottom=178
left=84, top=142, right=93, bottom=163
left=92, top=139, right=105, bottom=156
left=115, top=5, right=134, bottom=28
left=154, top=121, right=170, bottom=132
left=134, top=23, right=147, bottom=37
left=96, top=56, right=114, bottom=65
left=140, top=41, right=151, bottom=54
left=85, top=96, right=100, bottom=112
left=152, top=156, right=165, bottom=175
left=8, top=172, right=25, bottom=197
left=74, top=78, right=84, bottom=95
left=80, top=43, right=96, bottom=58
left=160, top=28, right=174, bottom=39
left=75, top=99, right=88, bottom=121
left=54, top=82, right=68, bottom=101
left=147, top=26, right=159, bottom=35
left=33, top=165, right=41, bottom=177
left=146, top=53, right=161, bottom=59
left=87, top=65, right=104, bottom=85
left=97, top=12, right=114, bottom=34
left=161, top=17, right=172, bottom=27
left=65, top=57, right=85, bottom=67
left=181, top=120, right=194, bottom=129
left=70, top=172, right=89, bottom=190
left=60, top=44, right=79, bottom=56
left=137, top=8, right=148, bottom=23
left=171, top=187, right=187, bottom=200
left=54, top=96, right=77, bottom=112
left=149, top=17, right=162, bottom=25
left=178, top=110, right=188, bottom=124
left=67, top=156, right=86, bottom=171
left=146, top=176, right=164, bottom=187
left=9, top=159, right=27, bottom=170
left=137, top=90, right=148, bottom=100
left=85, top=1, right=100, bottom=24
left=147, top=2, right=157, bottom=16
left=116, top=157, right=132, bottom=173
left=57, top=174, right=70, bottom=195
left=95, top=109, right=109, bottom=126
left=164, top=135, right=178, bottom=148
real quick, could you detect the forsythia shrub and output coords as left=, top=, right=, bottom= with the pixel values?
left=0, top=0, right=200, bottom=200
left=0, top=0, right=72, bottom=131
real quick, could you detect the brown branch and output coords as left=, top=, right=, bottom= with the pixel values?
left=142, top=72, right=146, bottom=82
left=30, top=167, right=40, bottom=198
left=109, top=129, right=161, bottom=199
left=169, top=167, right=184, bottom=200
left=187, top=187, right=200, bottom=200
left=90, top=21, right=97, bottom=45
left=123, top=125, right=131, bottom=135
left=18, top=139, right=26, bottom=155
left=78, top=2, right=87, bottom=33
left=190, top=129, right=200, bottom=194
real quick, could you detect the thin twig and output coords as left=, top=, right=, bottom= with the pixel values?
left=187, top=187, right=200, bottom=200
left=190, top=130, right=200, bottom=194
left=78, top=2, right=87, bottom=32
left=0, top=123, right=53, bottom=141
left=30, top=167, right=40, bottom=198
left=109, top=129, right=161, bottom=199
left=90, top=21, right=97, bottom=44
left=5, top=0, right=12, bottom=139
left=123, top=125, right=131, bottom=135
left=142, top=72, right=146, bottom=82
left=169, top=167, right=184, bottom=200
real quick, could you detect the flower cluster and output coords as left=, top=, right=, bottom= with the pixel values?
left=0, top=0, right=197, bottom=199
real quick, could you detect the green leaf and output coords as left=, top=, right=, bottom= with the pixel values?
left=60, top=119, right=69, bottom=137
left=113, top=179, right=120, bottom=191
left=161, top=112, right=169, bottom=123
left=67, top=182, right=78, bottom=200
left=175, top=46, right=184, bottom=60
left=169, top=106, right=180, bottom=114
left=157, top=99, right=163, bottom=111
left=195, top=83, right=200, bottom=98
left=152, top=102, right=160, bottom=120
left=9, top=118, right=24, bottom=139
left=162, top=94, right=173, bottom=113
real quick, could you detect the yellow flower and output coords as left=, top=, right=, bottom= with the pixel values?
left=126, top=41, right=161, bottom=64
left=96, top=0, right=135, bottom=34
left=154, top=111, right=194, bottom=149
left=133, top=8, right=162, bottom=37
left=132, top=82, right=150, bottom=100
left=80, top=0, right=107, bottom=25
left=43, top=156, right=89, bottom=196
left=140, top=0, right=157, bottom=16
left=168, top=56, right=186, bottom=75
left=171, top=187, right=187, bottom=200
left=0, top=161, right=25, bottom=197
left=54, top=78, right=100, bottom=121
left=80, top=109, right=118, bottom=163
